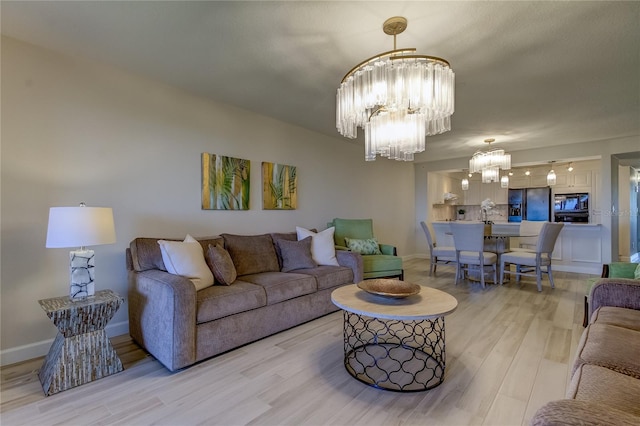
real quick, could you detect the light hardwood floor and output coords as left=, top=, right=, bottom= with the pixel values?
left=0, top=258, right=592, bottom=425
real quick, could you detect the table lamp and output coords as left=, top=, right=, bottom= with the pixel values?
left=46, top=203, right=116, bottom=299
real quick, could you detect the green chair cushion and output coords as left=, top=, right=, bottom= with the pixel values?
left=362, top=254, right=403, bottom=273
left=608, top=262, right=639, bottom=279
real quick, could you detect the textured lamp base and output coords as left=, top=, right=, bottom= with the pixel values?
left=69, top=249, right=95, bottom=299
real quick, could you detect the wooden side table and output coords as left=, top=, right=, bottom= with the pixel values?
left=38, top=289, right=124, bottom=396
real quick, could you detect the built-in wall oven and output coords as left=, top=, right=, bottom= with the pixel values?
left=554, top=193, right=589, bottom=223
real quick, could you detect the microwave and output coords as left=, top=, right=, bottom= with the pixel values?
left=554, top=193, right=589, bottom=222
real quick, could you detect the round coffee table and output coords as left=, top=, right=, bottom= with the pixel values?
left=331, top=281, right=458, bottom=392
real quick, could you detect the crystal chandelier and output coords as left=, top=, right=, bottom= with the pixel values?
left=469, top=139, right=511, bottom=183
left=336, top=17, right=455, bottom=161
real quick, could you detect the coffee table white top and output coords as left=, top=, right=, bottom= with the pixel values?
left=331, top=284, right=458, bottom=321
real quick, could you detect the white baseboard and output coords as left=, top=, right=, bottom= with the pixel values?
left=0, top=321, right=129, bottom=367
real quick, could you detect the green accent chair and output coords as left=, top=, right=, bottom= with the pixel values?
left=329, top=218, right=403, bottom=281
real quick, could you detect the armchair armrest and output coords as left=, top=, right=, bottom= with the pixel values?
left=379, top=243, right=397, bottom=256
left=128, top=269, right=197, bottom=371
left=589, top=278, right=640, bottom=318
left=336, top=250, right=364, bottom=283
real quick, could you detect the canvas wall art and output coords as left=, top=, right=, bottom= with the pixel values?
left=201, top=153, right=250, bottom=210
left=262, top=162, right=297, bottom=210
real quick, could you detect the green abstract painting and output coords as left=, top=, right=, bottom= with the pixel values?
left=262, top=162, right=297, bottom=210
left=202, top=153, right=250, bottom=210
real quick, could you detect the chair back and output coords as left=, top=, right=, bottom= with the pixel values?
left=432, top=222, right=455, bottom=248
left=536, top=222, right=564, bottom=254
left=330, top=218, right=374, bottom=247
left=420, top=222, right=435, bottom=252
left=519, top=220, right=545, bottom=248
left=450, top=222, right=485, bottom=253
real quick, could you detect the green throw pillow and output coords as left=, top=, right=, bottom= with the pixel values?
left=635, top=263, right=640, bottom=280
left=345, top=237, right=382, bottom=255
left=608, top=262, right=639, bottom=279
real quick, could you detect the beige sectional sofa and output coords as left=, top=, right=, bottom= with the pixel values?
left=126, top=231, right=363, bottom=371
left=531, top=275, right=640, bottom=425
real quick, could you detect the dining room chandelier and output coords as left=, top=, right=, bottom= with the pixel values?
left=469, top=138, right=511, bottom=183
left=336, top=16, right=455, bottom=161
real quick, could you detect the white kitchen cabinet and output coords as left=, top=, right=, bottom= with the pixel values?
left=494, top=185, right=508, bottom=204
left=509, top=176, right=529, bottom=189
left=464, top=180, right=481, bottom=205
left=554, top=170, right=592, bottom=189
left=530, top=174, right=549, bottom=187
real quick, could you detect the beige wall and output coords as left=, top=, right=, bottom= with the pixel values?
left=0, top=37, right=416, bottom=364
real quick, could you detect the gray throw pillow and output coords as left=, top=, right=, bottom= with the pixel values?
left=276, top=236, right=317, bottom=272
left=206, top=244, right=237, bottom=285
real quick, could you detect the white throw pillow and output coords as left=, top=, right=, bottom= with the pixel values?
left=296, top=226, right=339, bottom=266
left=158, top=234, right=214, bottom=291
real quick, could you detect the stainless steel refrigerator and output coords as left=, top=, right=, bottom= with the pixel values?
left=508, top=187, right=552, bottom=222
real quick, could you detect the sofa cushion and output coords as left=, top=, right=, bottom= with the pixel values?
left=531, top=399, right=640, bottom=426
left=591, top=306, right=640, bottom=331
left=205, top=244, right=237, bottom=285
left=157, top=235, right=214, bottom=291
left=276, top=237, right=316, bottom=272
left=221, top=233, right=280, bottom=276
left=574, top=323, right=640, bottom=379
left=295, top=265, right=353, bottom=291
left=240, top=272, right=316, bottom=305
left=196, top=280, right=266, bottom=323
left=568, top=364, right=640, bottom=417
left=362, top=254, right=403, bottom=273
left=296, top=227, right=339, bottom=266
left=345, top=237, right=382, bottom=255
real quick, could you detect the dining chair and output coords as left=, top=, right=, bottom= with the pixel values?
left=449, top=222, right=497, bottom=289
left=420, top=221, right=456, bottom=276
left=499, top=222, right=564, bottom=291
left=510, top=220, right=546, bottom=253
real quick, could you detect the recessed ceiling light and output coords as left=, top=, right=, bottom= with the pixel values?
left=525, top=170, right=531, bottom=176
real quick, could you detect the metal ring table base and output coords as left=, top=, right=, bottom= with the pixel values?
left=341, top=311, right=446, bottom=392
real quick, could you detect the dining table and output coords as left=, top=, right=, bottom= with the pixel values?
left=442, top=222, right=535, bottom=283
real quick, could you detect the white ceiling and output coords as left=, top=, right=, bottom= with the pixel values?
left=2, top=1, right=639, bottom=163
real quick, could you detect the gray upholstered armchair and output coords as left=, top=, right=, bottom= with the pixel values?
left=328, top=218, right=403, bottom=280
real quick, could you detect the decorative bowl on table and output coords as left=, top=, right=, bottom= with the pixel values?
left=357, top=279, right=421, bottom=299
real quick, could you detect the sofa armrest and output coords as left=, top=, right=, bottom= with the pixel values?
left=589, top=278, right=640, bottom=318
left=128, top=269, right=197, bottom=371
left=336, top=250, right=364, bottom=284
left=334, top=245, right=349, bottom=251
left=531, top=399, right=639, bottom=426
left=379, top=244, right=397, bottom=256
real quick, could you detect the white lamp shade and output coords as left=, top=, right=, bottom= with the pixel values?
left=46, top=207, right=116, bottom=248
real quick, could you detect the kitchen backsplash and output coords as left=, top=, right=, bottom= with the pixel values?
left=457, top=205, right=508, bottom=221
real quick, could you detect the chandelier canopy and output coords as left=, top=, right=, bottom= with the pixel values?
left=336, top=17, right=455, bottom=161
left=469, top=138, right=511, bottom=183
